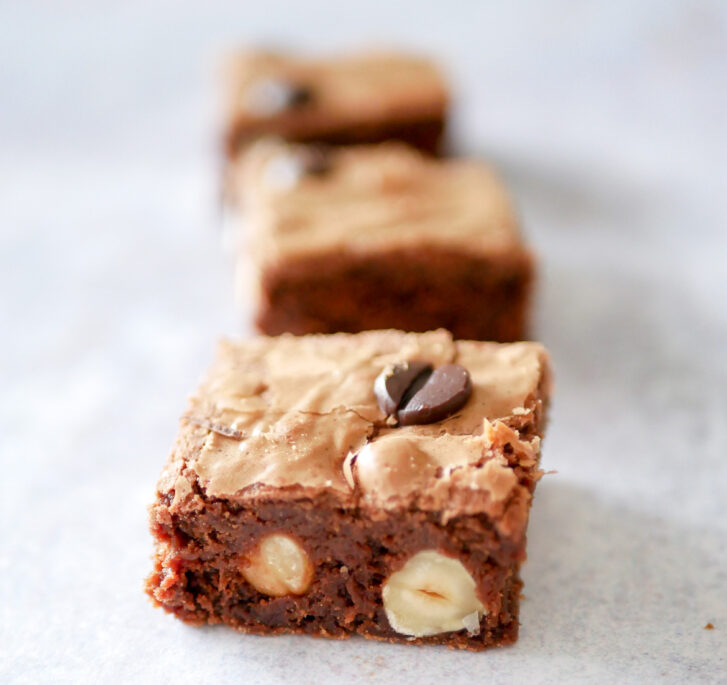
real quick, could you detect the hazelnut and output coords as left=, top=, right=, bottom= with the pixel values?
left=241, top=534, right=314, bottom=596
left=382, top=550, right=485, bottom=637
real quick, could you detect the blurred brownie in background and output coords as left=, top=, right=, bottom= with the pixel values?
left=232, top=141, right=535, bottom=342
left=223, top=50, right=449, bottom=160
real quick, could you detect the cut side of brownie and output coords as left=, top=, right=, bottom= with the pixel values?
left=146, top=330, right=551, bottom=650
left=231, top=142, right=535, bottom=342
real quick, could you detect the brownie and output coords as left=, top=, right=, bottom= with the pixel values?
left=232, top=141, right=535, bottom=342
left=145, top=330, right=552, bottom=650
left=222, top=50, right=448, bottom=159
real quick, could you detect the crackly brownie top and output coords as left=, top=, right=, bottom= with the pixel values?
left=234, top=141, right=524, bottom=265
left=225, top=50, right=447, bottom=135
left=159, top=330, right=550, bottom=528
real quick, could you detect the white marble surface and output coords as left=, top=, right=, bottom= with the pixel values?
left=2, top=2, right=726, bottom=683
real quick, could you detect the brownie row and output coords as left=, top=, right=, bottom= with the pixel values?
left=145, top=49, right=552, bottom=653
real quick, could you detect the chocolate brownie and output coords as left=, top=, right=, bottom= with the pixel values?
left=222, top=50, right=448, bottom=159
left=232, top=141, right=535, bottom=342
left=146, top=330, right=552, bottom=649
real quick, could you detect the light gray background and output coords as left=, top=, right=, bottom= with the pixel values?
left=2, top=2, right=726, bottom=683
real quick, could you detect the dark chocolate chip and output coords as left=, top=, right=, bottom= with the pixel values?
left=286, top=82, right=314, bottom=107
left=245, top=78, right=314, bottom=115
left=374, top=361, right=433, bottom=416
left=397, top=364, right=472, bottom=426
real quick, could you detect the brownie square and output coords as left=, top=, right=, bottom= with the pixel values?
left=146, top=330, right=551, bottom=649
left=232, top=142, right=535, bottom=342
left=223, top=50, right=449, bottom=159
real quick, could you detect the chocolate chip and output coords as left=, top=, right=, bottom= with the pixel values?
left=286, top=83, right=314, bottom=107
left=244, top=78, right=314, bottom=116
left=374, top=361, right=432, bottom=416
left=397, top=364, right=472, bottom=426
left=374, top=361, right=472, bottom=426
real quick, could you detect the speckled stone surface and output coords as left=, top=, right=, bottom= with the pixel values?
left=1, top=2, right=726, bottom=683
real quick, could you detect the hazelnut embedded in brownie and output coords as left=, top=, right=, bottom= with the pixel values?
left=232, top=141, right=535, bottom=342
left=145, top=329, right=552, bottom=649
left=222, top=50, right=449, bottom=159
